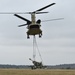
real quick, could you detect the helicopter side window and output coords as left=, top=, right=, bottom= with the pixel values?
left=30, top=25, right=40, bottom=29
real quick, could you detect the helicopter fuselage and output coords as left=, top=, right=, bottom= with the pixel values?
left=27, top=24, right=42, bottom=38
left=26, top=13, right=42, bottom=38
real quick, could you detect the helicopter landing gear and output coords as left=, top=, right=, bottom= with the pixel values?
left=39, top=34, right=41, bottom=38
left=39, top=32, right=42, bottom=38
left=27, top=35, right=30, bottom=39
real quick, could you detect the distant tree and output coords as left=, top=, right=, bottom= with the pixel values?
left=66, top=67, right=71, bottom=69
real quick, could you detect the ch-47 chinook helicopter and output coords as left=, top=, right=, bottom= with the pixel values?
left=0, top=3, right=63, bottom=39
left=14, top=3, right=57, bottom=39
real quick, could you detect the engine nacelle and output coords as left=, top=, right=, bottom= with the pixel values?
left=36, top=19, right=41, bottom=24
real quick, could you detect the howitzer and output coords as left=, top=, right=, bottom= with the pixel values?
left=29, top=58, right=43, bottom=69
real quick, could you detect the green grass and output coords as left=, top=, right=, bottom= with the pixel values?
left=0, top=69, right=75, bottom=75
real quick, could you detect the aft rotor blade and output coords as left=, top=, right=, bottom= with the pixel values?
left=18, top=24, right=27, bottom=27
left=33, top=3, right=56, bottom=13
left=42, top=18, right=64, bottom=22
left=14, top=14, right=31, bottom=22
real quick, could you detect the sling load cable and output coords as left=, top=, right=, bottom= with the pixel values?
left=33, top=35, right=43, bottom=64
left=33, top=35, right=36, bottom=61
left=34, top=36, right=43, bottom=64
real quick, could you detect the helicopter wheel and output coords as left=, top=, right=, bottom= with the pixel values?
left=39, top=33, right=42, bottom=38
left=27, top=35, right=30, bottom=39
left=39, top=35, right=41, bottom=38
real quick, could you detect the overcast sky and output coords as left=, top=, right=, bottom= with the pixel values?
left=0, top=0, right=75, bottom=65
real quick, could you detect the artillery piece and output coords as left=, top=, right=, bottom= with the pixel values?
left=29, top=58, right=43, bottom=69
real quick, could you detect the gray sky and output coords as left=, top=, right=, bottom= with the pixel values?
left=0, top=0, right=75, bottom=65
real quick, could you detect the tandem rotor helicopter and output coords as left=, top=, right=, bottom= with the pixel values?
left=0, top=3, right=63, bottom=39
left=13, top=3, right=63, bottom=39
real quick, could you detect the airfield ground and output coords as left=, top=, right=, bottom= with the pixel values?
left=0, top=69, right=75, bottom=75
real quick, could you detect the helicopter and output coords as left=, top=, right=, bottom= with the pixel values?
left=14, top=3, right=56, bottom=39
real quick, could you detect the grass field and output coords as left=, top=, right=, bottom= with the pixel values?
left=0, top=69, right=75, bottom=75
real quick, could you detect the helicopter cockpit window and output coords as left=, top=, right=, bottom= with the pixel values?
left=30, top=25, right=40, bottom=29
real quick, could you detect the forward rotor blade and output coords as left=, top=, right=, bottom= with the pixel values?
left=18, top=24, right=27, bottom=27
left=14, top=14, right=31, bottom=22
left=0, top=12, right=30, bottom=14
left=35, top=12, right=49, bottom=14
left=42, top=18, right=64, bottom=22
left=33, top=3, right=56, bottom=13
